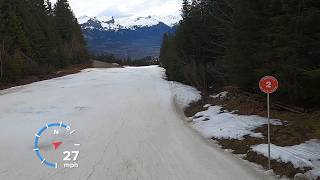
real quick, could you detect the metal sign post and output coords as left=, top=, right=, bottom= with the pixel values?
left=259, top=76, right=279, bottom=170
left=267, top=93, right=271, bottom=170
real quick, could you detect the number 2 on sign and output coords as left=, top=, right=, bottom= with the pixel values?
left=266, top=81, right=272, bottom=88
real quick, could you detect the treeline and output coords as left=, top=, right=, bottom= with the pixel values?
left=0, top=0, right=89, bottom=82
left=92, top=54, right=159, bottom=66
left=160, top=0, right=320, bottom=107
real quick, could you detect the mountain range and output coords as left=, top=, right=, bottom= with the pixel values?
left=79, top=15, right=181, bottom=59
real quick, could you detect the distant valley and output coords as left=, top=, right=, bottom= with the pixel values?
left=79, top=15, right=180, bottom=59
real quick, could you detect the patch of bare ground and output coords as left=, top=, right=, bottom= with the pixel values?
left=214, top=135, right=264, bottom=154
left=185, top=86, right=320, bottom=179
left=0, top=63, right=91, bottom=91
left=246, top=151, right=311, bottom=178
left=92, top=60, right=122, bottom=68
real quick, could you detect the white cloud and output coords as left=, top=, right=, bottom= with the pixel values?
left=50, top=0, right=182, bottom=18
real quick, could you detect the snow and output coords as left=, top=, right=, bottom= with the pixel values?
left=252, top=140, right=320, bottom=178
left=183, top=90, right=320, bottom=178
left=192, top=106, right=282, bottom=140
left=170, top=82, right=201, bottom=109
left=79, top=15, right=181, bottom=31
left=83, top=26, right=96, bottom=30
left=154, top=15, right=181, bottom=27
left=99, top=16, right=161, bottom=30
left=0, top=66, right=272, bottom=180
left=311, top=169, right=320, bottom=179
left=211, top=91, right=228, bottom=99
left=96, top=16, right=113, bottom=22
left=116, top=16, right=160, bottom=29
left=78, top=15, right=91, bottom=24
left=100, top=22, right=118, bottom=30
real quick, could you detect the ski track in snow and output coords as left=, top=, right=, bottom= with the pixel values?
left=0, top=66, right=274, bottom=180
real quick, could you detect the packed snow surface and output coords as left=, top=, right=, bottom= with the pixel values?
left=252, top=140, right=320, bottom=179
left=0, top=66, right=273, bottom=180
left=192, top=105, right=282, bottom=140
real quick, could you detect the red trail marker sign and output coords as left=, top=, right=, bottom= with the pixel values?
left=259, top=76, right=279, bottom=94
left=259, top=76, right=279, bottom=170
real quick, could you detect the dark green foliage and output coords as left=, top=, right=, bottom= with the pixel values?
left=160, top=0, right=320, bottom=107
left=91, top=54, right=119, bottom=64
left=0, top=0, right=89, bottom=82
left=92, top=53, right=159, bottom=66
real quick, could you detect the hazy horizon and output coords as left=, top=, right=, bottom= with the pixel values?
left=50, top=0, right=182, bottom=18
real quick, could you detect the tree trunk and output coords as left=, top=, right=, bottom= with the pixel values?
left=0, top=59, right=3, bottom=79
left=0, top=40, right=4, bottom=79
left=0, top=40, right=5, bottom=79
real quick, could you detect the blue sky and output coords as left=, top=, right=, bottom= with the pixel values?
left=50, top=0, right=182, bottom=18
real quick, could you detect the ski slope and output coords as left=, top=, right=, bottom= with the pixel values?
left=0, top=66, right=273, bottom=180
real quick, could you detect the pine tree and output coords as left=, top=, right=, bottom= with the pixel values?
left=160, top=0, right=320, bottom=106
left=54, top=0, right=89, bottom=65
left=182, top=0, right=191, bottom=20
left=54, top=0, right=75, bottom=41
left=0, top=0, right=89, bottom=81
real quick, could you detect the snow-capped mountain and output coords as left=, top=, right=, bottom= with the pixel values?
left=78, top=15, right=181, bottom=31
left=79, top=15, right=180, bottom=59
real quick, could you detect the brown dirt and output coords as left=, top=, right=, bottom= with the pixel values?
left=246, top=151, right=311, bottom=178
left=214, top=135, right=264, bottom=154
left=0, top=63, right=91, bottom=91
left=92, top=60, right=122, bottom=68
left=184, top=86, right=320, bottom=179
left=185, top=99, right=209, bottom=117
left=255, top=124, right=317, bottom=147
left=185, top=86, right=320, bottom=146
